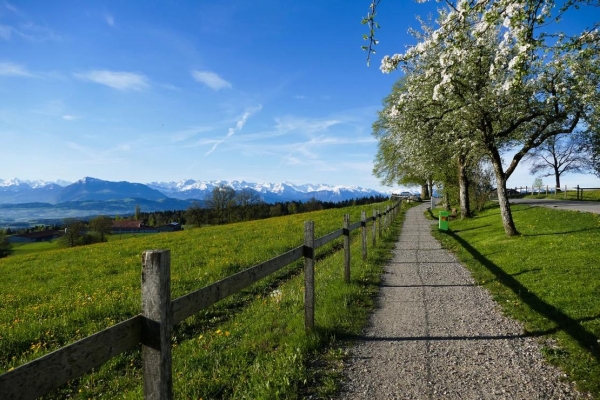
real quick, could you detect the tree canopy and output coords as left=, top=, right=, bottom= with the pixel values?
left=368, top=0, right=600, bottom=235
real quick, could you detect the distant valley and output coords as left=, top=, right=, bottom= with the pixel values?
left=0, top=177, right=387, bottom=227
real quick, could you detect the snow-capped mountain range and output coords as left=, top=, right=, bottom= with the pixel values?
left=0, top=177, right=387, bottom=205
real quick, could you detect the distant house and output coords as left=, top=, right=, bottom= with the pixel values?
left=156, top=222, right=182, bottom=232
left=111, top=221, right=182, bottom=234
left=8, top=230, right=64, bottom=244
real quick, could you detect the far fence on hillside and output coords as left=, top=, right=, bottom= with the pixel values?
left=509, top=185, right=600, bottom=200
left=0, top=201, right=403, bottom=400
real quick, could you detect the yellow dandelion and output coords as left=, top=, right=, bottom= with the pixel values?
left=225, top=331, right=230, bottom=337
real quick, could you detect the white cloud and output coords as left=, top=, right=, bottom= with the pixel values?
left=75, top=70, right=149, bottom=91
left=191, top=70, right=232, bottom=90
left=0, top=62, right=34, bottom=77
left=62, top=115, right=80, bottom=121
left=205, top=105, right=262, bottom=156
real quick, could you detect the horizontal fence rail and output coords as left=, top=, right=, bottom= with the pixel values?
left=0, top=201, right=402, bottom=400
left=172, top=245, right=305, bottom=324
left=0, top=316, right=143, bottom=400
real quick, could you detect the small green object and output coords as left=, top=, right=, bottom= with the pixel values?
left=439, top=211, right=449, bottom=231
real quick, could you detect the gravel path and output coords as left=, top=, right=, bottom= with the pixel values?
left=338, top=203, right=586, bottom=399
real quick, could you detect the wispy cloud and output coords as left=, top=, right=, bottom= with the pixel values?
left=191, top=70, right=232, bottom=90
left=0, top=61, right=35, bottom=77
left=4, top=2, right=19, bottom=13
left=205, top=105, right=262, bottom=156
left=273, top=116, right=341, bottom=135
left=105, top=14, right=115, bottom=27
left=0, top=25, right=11, bottom=40
left=1, top=2, right=61, bottom=43
left=170, top=126, right=215, bottom=143
left=75, top=70, right=149, bottom=91
left=62, top=115, right=80, bottom=121
left=66, top=140, right=131, bottom=163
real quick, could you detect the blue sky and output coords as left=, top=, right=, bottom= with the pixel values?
left=1, top=0, right=599, bottom=192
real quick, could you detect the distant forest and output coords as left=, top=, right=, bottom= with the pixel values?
left=6, top=194, right=390, bottom=236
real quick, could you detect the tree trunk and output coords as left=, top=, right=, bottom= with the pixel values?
left=458, top=156, right=472, bottom=219
left=554, top=166, right=561, bottom=191
left=443, top=188, right=451, bottom=211
left=428, top=179, right=434, bottom=199
left=490, top=157, right=519, bottom=236
left=421, top=183, right=429, bottom=199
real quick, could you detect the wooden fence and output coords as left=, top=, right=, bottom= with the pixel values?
left=511, top=185, right=599, bottom=200
left=0, top=202, right=402, bottom=400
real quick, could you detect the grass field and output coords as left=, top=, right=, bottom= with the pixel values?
left=10, top=241, right=61, bottom=255
left=9, top=232, right=163, bottom=257
left=431, top=204, right=600, bottom=397
left=0, top=201, right=405, bottom=398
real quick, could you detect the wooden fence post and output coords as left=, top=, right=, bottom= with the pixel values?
left=378, top=209, right=382, bottom=239
left=386, top=206, right=390, bottom=229
left=343, top=214, right=350, bottom=283
left=361, top=211, right=367, bottom=261
left=141, top=250, right=173, bottom=400
left=372, top=209, right=377, bottom=248
left=304, top=221, right=315, bottom=331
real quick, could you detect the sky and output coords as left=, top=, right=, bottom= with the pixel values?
left=1, top=0, right=599, bottom=192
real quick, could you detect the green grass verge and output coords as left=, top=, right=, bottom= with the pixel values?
left=1, top=201, right=405, bottom=398
left=431, top=204, right=600, bottom=397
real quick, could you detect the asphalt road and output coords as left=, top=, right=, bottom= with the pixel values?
left=507, top=198, right=600, bottom=214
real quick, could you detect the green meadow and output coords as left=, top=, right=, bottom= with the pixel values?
left=432, top=203, right=600, bottom=397
left=1, top=201, right=405, bottom=398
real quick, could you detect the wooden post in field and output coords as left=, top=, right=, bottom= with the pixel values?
left=386, top=206, right=390, bottom=229
left=304, top=221, right=315, bottom=331
left=141, top=250, right=173, bottom=400
left=378, top=209, right=382, bottom=239
left=565, top=185, right=567, bottom=199
left=361, top=211, right=367, bottom=261
left=372, top=209, right=377, bottom=247
left=343, top=214, right=350, bottom=283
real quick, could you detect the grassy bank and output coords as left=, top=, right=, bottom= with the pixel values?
left=432, top=204, right=600, bottom=397
left=1, top=201, right=405, bottom=398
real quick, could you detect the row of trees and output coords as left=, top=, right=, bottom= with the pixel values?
left=61, top=216, right=113, bottom=247
left=184, top=185, right=389, bottom=227
left=368, top=0, right=600, bottom=236
left=0, top=230, right=12, bottom=258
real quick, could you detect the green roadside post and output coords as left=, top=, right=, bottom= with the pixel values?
left=439, top=211, right=449, bottom=231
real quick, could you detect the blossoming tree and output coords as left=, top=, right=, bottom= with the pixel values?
left=369, top=0, right=600, bottom=235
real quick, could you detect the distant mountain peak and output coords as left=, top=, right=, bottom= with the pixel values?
left=0, top=177, right=387, bottom=205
